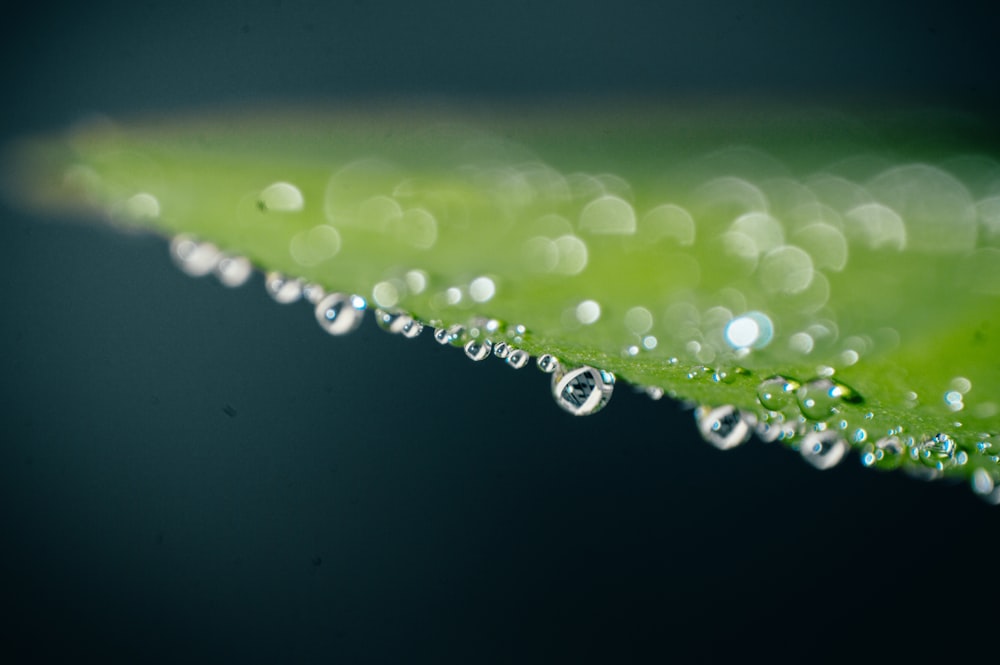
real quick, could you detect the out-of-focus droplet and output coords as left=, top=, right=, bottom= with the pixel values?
left=375, top=309, right=410, bottom=334
left=214, top=254, right=252, bottom=288
left=171, top=235, right=220, bottom=277
left=400, top=318, right=423, bottom=339
left=302, top=282, right=326, bottom=304
left=695, top=405, right=752, bottom=450
left=314, top=293, right=366, bottom=335
left=800, top=430, right=848, bottom=469
left=265, top=271, right=303, bottom=304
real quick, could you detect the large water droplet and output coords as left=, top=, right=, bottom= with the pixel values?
left=464, top=339, right=493, bottom=361
left=799, top=430, right=848, bottom=470
left=796, top=378, right=861, bottom=420
left=314, top=293, right=366, bottom=335
left=265, top=272, right=303, bottom=304
left=552, top=366, right=615, bottom=416
left=695, top=405, right=752, bottom=450
left=757, top=375, right=800, bottom=411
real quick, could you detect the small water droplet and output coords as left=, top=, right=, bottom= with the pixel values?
left=796, top=377, right=861, bottom=420
left=300, top=283, right=325, bottom=304
left=493, top=342, right=511, bottom=359
left=757, top=375, right=800, bottom=411
left=551, top=366, right=615, bottom=416
left=375, top=309, right=410, bottom=334
left=695, top=405, right=752, bottom=450
left=314, top=293, right=366, bottom=335
left=214, top=254, right=252, bottom=287
left=265, top=272, right=303, bottom=304
left=537, top=354, right=559, bottom=373
left=464, top=339, right=493, bottom=361
left=800, top=430, right=848, bottom=470
left=400, top=318, right=423, bottom=339
left=171, top=235, right=220, bottom=277
left=644, top=386, right=664, bottom=400
left=433, top=324, right=464, bottom=345
left=506, top=349, right=529, bottom=369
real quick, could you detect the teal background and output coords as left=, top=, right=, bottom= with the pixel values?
left=1, top=1, right=998, bottom=662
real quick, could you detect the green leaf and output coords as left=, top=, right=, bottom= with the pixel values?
left=5, top=102, right=1000, bottom=500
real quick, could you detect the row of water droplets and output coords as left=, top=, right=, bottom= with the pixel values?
left=95, top=121, right=997, bottom=505
left=169, top=233, right=617, bottom=418
left=692, top=373, right=1000, bottom=504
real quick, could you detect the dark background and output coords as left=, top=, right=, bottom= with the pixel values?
left=1, top=1, right=998, bottom=662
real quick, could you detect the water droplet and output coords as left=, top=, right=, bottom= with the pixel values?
left=724, top=311, right=774, bottom=350
left=506, top=349, right=529, bottom=369
left=971, top=469, right=1000, bottom=504
left=575, top=300, right=601, bottom=325
left=289, top=225, right=341, bottom=266
left=258, top=181, right=304, bottom=212
left=372, top=281, right=400, bottom=308
left=644, top=386, right=665, bottom=400
left=944, top=390, right=965, bottom=412
left=800, top=430, right=848, bottom=470
left=123, top=192, right=160, bottom=220
left=493, top=341, right=510, bottom=359
left=400, top=318, right=423, bottom=339
left=314, top=293, right=366, bottom=335
left=755, top=413, right=798, bottom=443
left=796, top=378, right=861, bottom=420
left=170, top=235, right=220, bottom=277
left=302, top=282, right=326, bottom=304
left=464, top=339, right=493, bottom=361
left=375, top=309, right=410, bottom=334
left=695, top=405, right=752, bottom=450
left=433, top=325, right=464, bottom=345
left=579, top=195, right=636, bottom=234
left=757, top=376, right=800, bottom=411
left=214, top=254, right=252, bottom=287
left=265, top=272, right=303, bottom=304
left=469, top=276, right=496, bottom=303
left=537, top=354, right=559, bottom=373
left=405, top=270, right=428, bottom=294
left=917, top=433, right=956, bottom=469
left=551, top=366, right=615, bottom=416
